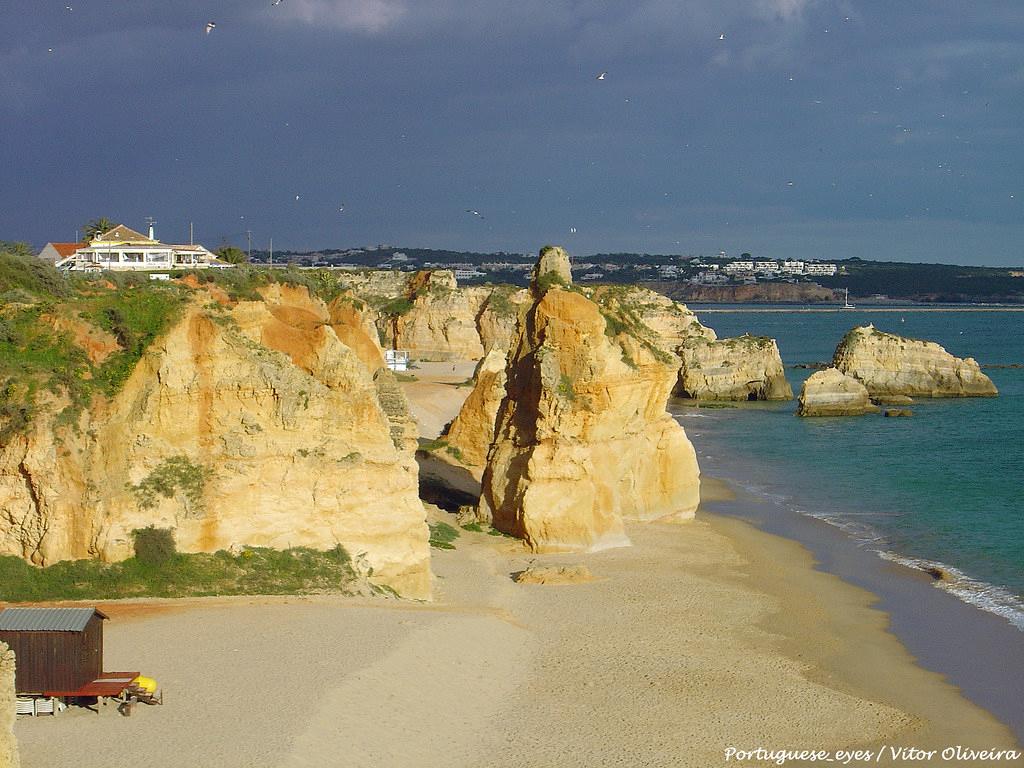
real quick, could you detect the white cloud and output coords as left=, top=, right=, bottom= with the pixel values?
left=280, top=0, right=407, bottom=33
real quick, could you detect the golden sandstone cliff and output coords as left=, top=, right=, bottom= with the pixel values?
left=478, top=247, right=701, bottom=552
left=0, top=642, right=16, bottom=768
left=833, top=325, right=997, bottom=398
left=0, top=285, right=432, bottom=599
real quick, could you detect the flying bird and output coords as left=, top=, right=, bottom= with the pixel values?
left=272, top=0, right=284, bottom=4
left=65, top=5, right=73, bottom=10
left=570, top=227, right=577, bottom=234
left=205, top=21, right=216, bottom=35
left=465, top=209, right=485, bottom=220
left=338, top=204, right=346, bottom=212
left=719, top=33, right=725, bottom=40
left=295, top=194, right=300, bottom=201
left=596, top=72, right=607, bottom=80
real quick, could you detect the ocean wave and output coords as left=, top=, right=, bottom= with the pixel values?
left=874, top=551, right=1024, bottom=632
left=730, top=481, right=1024, bottom=633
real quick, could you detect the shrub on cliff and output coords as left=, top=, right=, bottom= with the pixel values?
left=133, top=526, right=177, bottom=566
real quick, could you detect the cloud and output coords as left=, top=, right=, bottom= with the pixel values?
left=278, top=0, right=407, bottom=33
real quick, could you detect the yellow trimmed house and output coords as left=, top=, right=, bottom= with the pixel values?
left=52, top=224, right=230, bottom=272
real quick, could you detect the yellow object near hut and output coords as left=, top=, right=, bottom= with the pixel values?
left=132, top=675, right=158, bottom=695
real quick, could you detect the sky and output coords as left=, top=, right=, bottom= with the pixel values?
left=2, top=1, right=1022, bottom=265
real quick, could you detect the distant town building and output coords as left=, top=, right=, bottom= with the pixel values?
left=804, top=263, right=838, bottom=276
left=723, top=261, right=755, bottom=273
left=51, top=223, right=229, bottom=272
left=453, top=268, right=485, bottom=280
left=780, top=260, right=805, bottom=274
left=754, top=261, right=780, bottom=273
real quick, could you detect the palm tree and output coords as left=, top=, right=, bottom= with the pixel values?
left=83, top=217, right=115, bottom=240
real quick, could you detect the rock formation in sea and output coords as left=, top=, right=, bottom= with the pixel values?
left=797, top=368, right=880, bottom=417
left=833, top=325, right=997, bottom=398
left=0, top=642, right=17, bottom=768
left=0, top=285, right=432, bottom=599
left=677, top=335, right=793, bottom=401
left=478, top=246, right=701, bottom=552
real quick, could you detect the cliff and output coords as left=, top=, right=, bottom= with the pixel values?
left=374, top=271, right=490, bottom=361
left=0, top=642, right=16, bottom=768
left=442, top=348, right=508, bottom=472
left=797, top=368, right=879, bottom=417
left=677, top=335, right=793, bottom=401
left=0, top=285, right=432, bottom=599
left=479, top=247, right=700, bottom=552
left=833, top=325, right=997, bottom=398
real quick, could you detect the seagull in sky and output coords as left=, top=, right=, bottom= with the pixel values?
left=465, top=209, right=485, bottom=220
left=719, top=33, right=726, bottom=40
left=596, top=71, right=607, bottom=80
left=205, top=21, right=217, bottom=35
left=272, top=0, right=284, bottom=5
left=338, top=204, right=346, bottom=212
left=295, top=194, right=300, bottom=201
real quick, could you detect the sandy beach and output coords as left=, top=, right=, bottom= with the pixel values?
left=12, top=361, right=1021, bottom=767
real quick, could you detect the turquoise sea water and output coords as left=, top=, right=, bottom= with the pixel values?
left=672, top=307, right=1024, bottom=630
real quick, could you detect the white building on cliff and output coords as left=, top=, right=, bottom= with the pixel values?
left=52, top=223, right=228, bottom=272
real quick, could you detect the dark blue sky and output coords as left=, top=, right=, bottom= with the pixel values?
left=3, top=1, right=1022, bottom=264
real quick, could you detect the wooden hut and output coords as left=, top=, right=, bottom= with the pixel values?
left=0, top=608, right=107, bottom=695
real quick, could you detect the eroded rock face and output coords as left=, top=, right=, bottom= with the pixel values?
left=798, top=368, right=879, bottom=417
left=532, top=245, right=574, bottom=290
left=0, top=642, right=17, bottom=768
left=677, top=335, right=793, bottom=401
left=442, top=348, right=509, bottom=471
left=378, top=271, right=490, bottom=361
left=833, top=325, right=997, bottom=398
left=589, top=285, right=714, bottom=355
left=479, top=249, right=700, bottom=553
left=0, top=290, right=432, bottom=599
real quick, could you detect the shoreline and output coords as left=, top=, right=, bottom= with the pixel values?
left=10, top=361, right=1021, bottom=766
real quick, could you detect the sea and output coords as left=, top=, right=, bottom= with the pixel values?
left=670, top=305, right=1024, bottom=632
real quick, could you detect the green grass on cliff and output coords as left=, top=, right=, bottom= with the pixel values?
left=0, top=545, right=363, bottom=601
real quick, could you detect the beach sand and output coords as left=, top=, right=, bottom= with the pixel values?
left=12, top=361, right=1020, bottom=767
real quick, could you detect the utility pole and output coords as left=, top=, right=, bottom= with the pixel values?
left=246, top=230, right=252, bottom=261
left=269, top=237, right=273, bottom=267
left=189, top=221, right=194, bottom=246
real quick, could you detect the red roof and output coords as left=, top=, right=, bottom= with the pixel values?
left=48, top=242, right=84, bottom=257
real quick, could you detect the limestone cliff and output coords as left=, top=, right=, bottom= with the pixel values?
left=0, top=288, right=432, bottom=599
left=797, top=368, right=879, bottom=417
left=442, top=348, right=508, bottom=472
left=376, top=271, right=490, bottom=361
left=677, top=335, right=793, bottom=401
left=589, top=285, right=714, bottom=354
left=479, top=247, right=700, bottom=552
left=0, top=642, right=16, bottom=768
left=834, top=325, right=997, bottom=398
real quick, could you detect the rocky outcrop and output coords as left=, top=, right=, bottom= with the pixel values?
left=834, top=325, right=997, bottom=398
left=479, top=247, right=700, bottom=553
left=677, top=335, right=793, bottom=401
left=589, top=285, right=714, bottom=355
left=0, top=642, right=17, bottom=768
left=797, top=368, right=879, bottom=417
left=477, top=287, right=531, bottom=354
left=0, top=288, right=432, bottom=599
left=377, top=271, right=490, bottom=361
left=442, top=348, right=508, bottom=472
